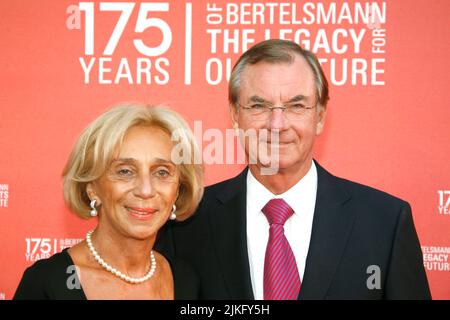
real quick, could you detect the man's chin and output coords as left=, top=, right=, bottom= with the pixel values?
left=251, top=157, right=296, bottom=175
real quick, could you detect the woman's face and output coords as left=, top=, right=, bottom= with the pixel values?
left=88, top=125, right=180, bottom=240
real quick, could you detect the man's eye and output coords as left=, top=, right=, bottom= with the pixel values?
left=289, top=104, right=306, bottom=112
left=251, top=104, right=266, bottom=109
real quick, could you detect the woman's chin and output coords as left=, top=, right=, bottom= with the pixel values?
left=125, top=224, right=158, bottom=241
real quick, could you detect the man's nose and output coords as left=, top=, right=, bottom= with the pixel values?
left=268, top=107, right=288, bottom=130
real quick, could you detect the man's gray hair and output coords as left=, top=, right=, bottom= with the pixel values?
left=229, top=39, right=330, bottom=109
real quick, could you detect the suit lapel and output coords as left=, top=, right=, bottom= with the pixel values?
left=207, top=162, right=355, bottom=300
left=299, top=161, right=355, bottom=299
left=209, top=168, right=254, bottom=299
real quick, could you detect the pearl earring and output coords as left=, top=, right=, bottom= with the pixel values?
left=90, top=199, right=98, bottom=217
left=233, top=123, right=239, bottom=135
left=170, top=204, right=177, bottom=220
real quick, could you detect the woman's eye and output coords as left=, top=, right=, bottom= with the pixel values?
left=155, top=169, right=170, bottom=177
left=117, top=168, right=133, bottom=176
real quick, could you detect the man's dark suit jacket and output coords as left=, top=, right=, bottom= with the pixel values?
left=156, top=161, right=431, bottom=299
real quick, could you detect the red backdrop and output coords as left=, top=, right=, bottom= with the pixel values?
left=0, top=0, right=449, bottom=299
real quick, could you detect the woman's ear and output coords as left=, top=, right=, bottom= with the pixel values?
left=86, top=182, right=101, bottom=205
left=86, top=183, right=94, bottom=199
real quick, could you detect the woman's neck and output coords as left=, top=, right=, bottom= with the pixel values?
left=89, top=223, right=155, bottom=277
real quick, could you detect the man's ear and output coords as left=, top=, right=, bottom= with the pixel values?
left=316, top=105, right=327, bottom=135
left=230, top=104, right=240, bottom=133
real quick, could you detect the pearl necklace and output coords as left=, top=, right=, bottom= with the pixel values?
left=86, top=230, right=156, bottom=284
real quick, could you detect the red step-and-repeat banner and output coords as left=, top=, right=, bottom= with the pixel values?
left=0, top=0, right=449, bottom=299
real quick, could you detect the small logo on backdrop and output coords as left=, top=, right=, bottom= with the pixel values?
left=0, top=292, right=5, bottom=300
left=0, top=184, right=9, bottom=208
left=437, top=190, right=450, bottom=215
left=422, top=246, right=450, bottom=272
left=25, top=238, right=83, bottom=262
left=366, top=265, right=381, bottom=290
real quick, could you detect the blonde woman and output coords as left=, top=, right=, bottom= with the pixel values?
left=14, top=104, right=203, bottom=299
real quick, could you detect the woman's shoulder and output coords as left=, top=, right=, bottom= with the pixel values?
left=14, top=249, right=84, bottom=300
left=166, top=255, right=198, bottom=279
left=19, top=249, right=73, bottom=282
left=30, top=249, right=73, bottom=270
left=162, top=253, right=200, bottom=300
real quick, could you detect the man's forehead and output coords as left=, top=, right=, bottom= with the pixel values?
left=242, top=57, right=314, bottom=82
left=240, top=67, right=316, bottom=102
left=244, top=54, right=312, bottom=74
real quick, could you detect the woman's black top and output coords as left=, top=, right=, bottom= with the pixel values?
left=13, top=248, right=199, bottom=300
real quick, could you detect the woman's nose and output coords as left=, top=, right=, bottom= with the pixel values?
left=134, top=175, right=154, bottom=199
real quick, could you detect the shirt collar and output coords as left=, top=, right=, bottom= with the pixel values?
left=246, top=161, right=318, bottom=217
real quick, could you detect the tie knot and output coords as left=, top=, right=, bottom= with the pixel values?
left=262, top=199, right=294, bottom=226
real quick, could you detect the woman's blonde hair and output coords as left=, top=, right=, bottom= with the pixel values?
left=62, top=103, right=204, bottom=220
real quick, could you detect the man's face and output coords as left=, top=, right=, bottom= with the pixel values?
left=231, top=55, right=327, bottom=175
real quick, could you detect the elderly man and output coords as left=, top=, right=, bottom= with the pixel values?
left=158, top=39, right=431, bottom=300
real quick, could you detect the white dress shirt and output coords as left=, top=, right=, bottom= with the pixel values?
left=246, top=161, right=318, bottom=300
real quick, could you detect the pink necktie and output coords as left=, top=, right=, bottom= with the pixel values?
left=262, top=198, right=301, bottom=300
